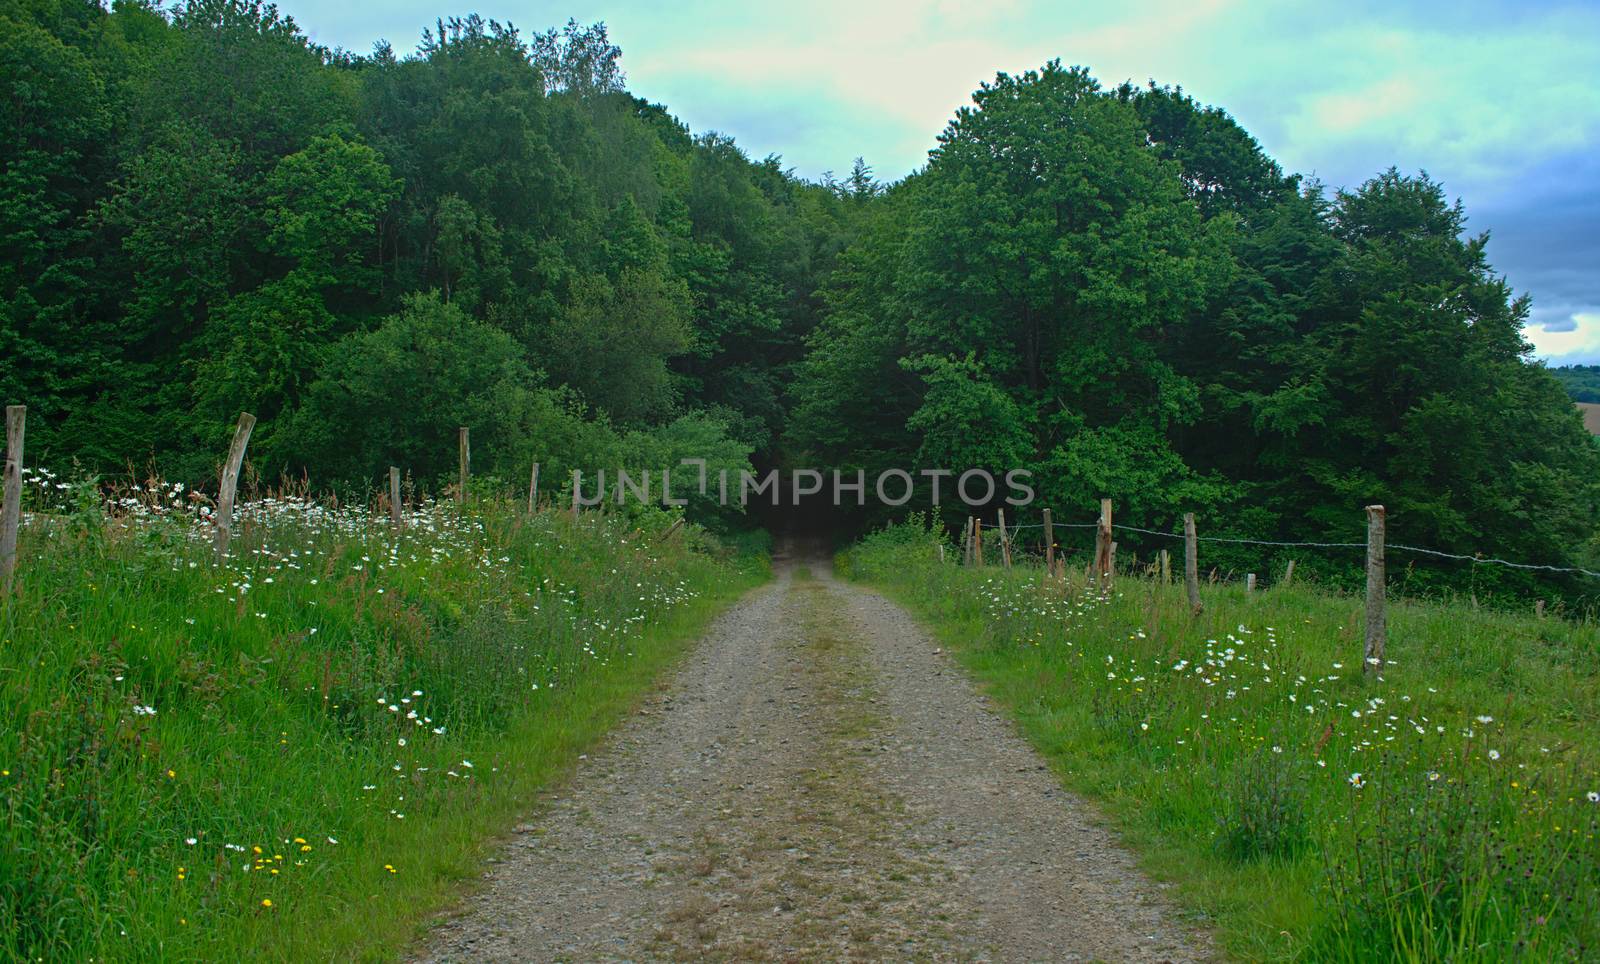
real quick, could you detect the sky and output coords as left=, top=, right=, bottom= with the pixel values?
left=278, top=0, right=1600, bottom=365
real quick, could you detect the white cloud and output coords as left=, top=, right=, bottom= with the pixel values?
left=1527, top=313, right=1600, bottom=364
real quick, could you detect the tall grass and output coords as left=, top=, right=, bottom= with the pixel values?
left=843, top=517, right=1600, bottom=962
left=0, top=468, right=763, bottom=960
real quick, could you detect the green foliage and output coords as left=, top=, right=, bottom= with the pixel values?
left=0, top=486, right=761, bottom=959
left=1214, top=750, right=1309, bottom=863
left=2, top=1, right=1594, bottom=589
left=845, top=536, right=1600, bottom=961
left=792, top=63, right=1600, bottom=592
left=284, top=292, right=574, bottom=485
left=1551, top=365, right=1600, bottom=403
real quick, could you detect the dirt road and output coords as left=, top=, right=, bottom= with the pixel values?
left=416, top=555, right=1209, bottom=962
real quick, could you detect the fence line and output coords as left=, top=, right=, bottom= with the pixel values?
left=965, top=514, right=1600, bottom=581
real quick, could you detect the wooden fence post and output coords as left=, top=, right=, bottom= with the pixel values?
left=528, top=462, right=540, bottom=514
left=1283, top=559, right=1296, bottom=587
left=1535, top=599, right=1545, bottom=619
left=1159, top=548, right=1170, bottom=584
left=1042, top=508, right=1055, bottom=576
left=974, top=519, right=984, bottom=567
left=1183, top=512, right=1202, bottom=616
left=997, top=509, right=1013, bottom=569
left=1364, top=505, right=1387, bottom=673
left=961, top=517, right=973, bottom=566
left=214, top=412, right=256, bottom=558
left=1246, top=573, right=1256, bottom=593
left=457, top=427, right=470, bottom=505
left=388, top=466, right=402, bottom=526
left=1, top=406, right=24, bottom=594
left=1094, top=499, right=1113, bottom=587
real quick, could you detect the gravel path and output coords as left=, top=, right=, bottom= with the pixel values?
left=415, top=554, right=1210, bottom=962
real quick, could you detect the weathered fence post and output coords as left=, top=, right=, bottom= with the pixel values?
left=1283, top=559, right=1296, bottom=587
left=214, top=412, right=256, bottom=558
left=388, top=466, right=402, bottom=526
left=1, top=406, right=24, bottom=594
left=961, top=517, right=973, bottom=566
left=997, top=509, right=1013, bottom=569
left=1364, top=504, right=1387, bottom=673
left=1246, top=573, right=1256, bottom=593
left=1159, top=548, right=1170, bottom=585
left=974, top=519, right=984, bottom=567
left=1535, top=598, right=1546, bottom=619
left=1042, top=508, right=1055, bottom=576
left=528, top=462, right=540, bottom=514
left=1183, top=512, right=1202, bottom=616
left=457, top=427, right=470, bottom=505
left=1093, top=499, right=1113, bottom=587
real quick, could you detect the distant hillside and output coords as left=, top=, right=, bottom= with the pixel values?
left=1580, top=402, right=1600, bottom=435
left=1551, top=365, right=1600, bottom=403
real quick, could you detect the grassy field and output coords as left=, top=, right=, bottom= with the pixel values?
left=842, top=518, right=1600, bottom=962
left=0, top=471, right=763, bottom=960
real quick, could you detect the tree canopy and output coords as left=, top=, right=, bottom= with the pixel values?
left=2, top=6, right=1595, bottom=592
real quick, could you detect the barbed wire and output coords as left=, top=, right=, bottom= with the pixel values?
left=1386, top=544, right=1600, bottom=579
left=961, top=516, right=1600, bottom=580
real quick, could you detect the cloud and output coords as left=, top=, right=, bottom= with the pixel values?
left=1527, top=314, right=1600, bottom=365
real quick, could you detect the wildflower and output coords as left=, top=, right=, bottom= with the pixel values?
left=1587, top=792, right=1598, bottom=804
left=1348, top=772, right=1365, bottom=788
left=261, top=899, right=273, bottom=908
left=185, top=837, right=197, bottom=846
left=1476, top=715, right=1494, bottom=724
left=1488, top=749, right=1501, bottom=761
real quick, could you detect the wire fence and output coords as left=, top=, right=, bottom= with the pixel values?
left=969, top=512, right=1600, bottom=581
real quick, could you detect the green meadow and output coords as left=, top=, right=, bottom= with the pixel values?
left=843, top=518, right=1600, bottom=962
left=0, top=474, right=761, bottom=960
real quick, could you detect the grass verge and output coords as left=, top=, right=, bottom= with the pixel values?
left=0, top=481, right=764, bottom=960
left=841, top=518, right=1600, bottom=962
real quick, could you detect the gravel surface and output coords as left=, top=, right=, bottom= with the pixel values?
left=415, top=553, right=1211, bottom=962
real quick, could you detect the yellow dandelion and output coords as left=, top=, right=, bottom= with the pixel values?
left=261, top=899, right=272, bottom=908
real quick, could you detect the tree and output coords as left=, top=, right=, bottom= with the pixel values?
left=285, top=292, right=571, bottom=484
left=545, top=267, right=692, bottom=425
left=899, top=62, right=1233, bottom=517
left=530, top=19, right=624, bottom=95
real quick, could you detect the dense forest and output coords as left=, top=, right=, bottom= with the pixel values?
left=4, top=0, right=1599, bottom=593
left=1553, top=365, right=1600, bottom=403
